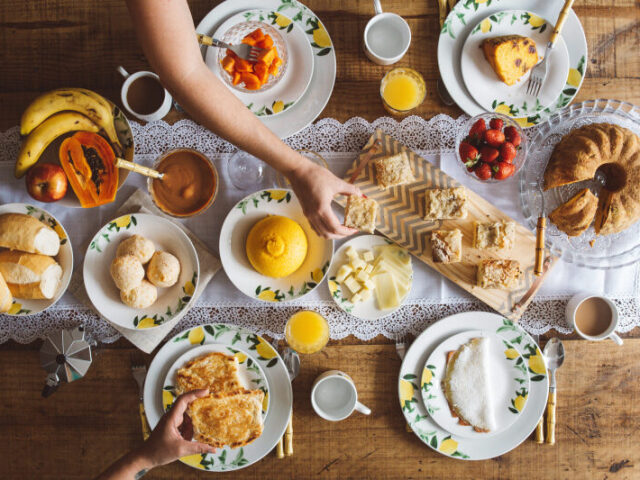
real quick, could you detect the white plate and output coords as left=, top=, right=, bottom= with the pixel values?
left=399, top=312, right=548, bottom=460
left=208, top=9, right=314, bottom=117
left=421, top=330, right=530, bottom=439
left=326, top=234, right=412, bottom=320
left=83, top=213, right=199, bottom=331
left=438, top=0, right=587, bottom=127
left=143, top=323, right=292, bottom=472
left=196, top=0, right=336, bottom=138
left=161, top=343, right=270, bottom=418
left=219, top=189, right=333, bottom=303
left=461, top=10, right=569, bottom=117
left=0, top=203, right=73, bottom=316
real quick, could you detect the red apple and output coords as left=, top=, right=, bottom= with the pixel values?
left=25, top=163, right=68, bottom=202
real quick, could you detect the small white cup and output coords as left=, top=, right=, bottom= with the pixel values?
left=566, top=292, right=623, bottom=345
left=311, top=370, right=371, bottom=421
left=363, top=0, right=411, bottom=65
left=117, top=66, right=172, bottom=122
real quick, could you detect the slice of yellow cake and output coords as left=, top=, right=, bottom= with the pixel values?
left=481, top=35, right=538, bottom=86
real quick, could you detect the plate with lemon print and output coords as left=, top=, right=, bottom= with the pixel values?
left=207, top=9, right=314, bottom=117
left=438, top=0, right=587, bottom=127
left=0, top=203, right=73, bottom=316
left=143, top=323, right=292, bottom=472
left=399, top=311, right=548, bottom=460
left=420, top=330, right=530, bottom=439
left=83, top=213, right=199, bottom=331
left=219, top=189, right=333, bottom=303
left=461, top=10, right=570, bottom=118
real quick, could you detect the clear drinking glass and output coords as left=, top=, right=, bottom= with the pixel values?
left=227, top=149, right=270, bottom=190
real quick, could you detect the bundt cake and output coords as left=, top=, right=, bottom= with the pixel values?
left=544, top=123, right=640, bottom=236
left=481, top=35, right=538, bottom=86
left=549, top=188, right=598, bottom=237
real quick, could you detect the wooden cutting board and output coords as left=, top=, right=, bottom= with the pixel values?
left=339, top=129, right=557, bottom=320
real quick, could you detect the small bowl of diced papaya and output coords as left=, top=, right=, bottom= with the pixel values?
left=218, top=23, right=287, bottom=92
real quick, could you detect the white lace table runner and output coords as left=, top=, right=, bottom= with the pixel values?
left=1, top=115, right=639, bottom=344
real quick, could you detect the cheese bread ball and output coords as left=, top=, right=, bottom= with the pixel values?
left=120, top=279, right=157, bottom=309
left=110, top=254, right=144, bottom=291
left=147, top=251, right=181, bottom=288
left=116, top=235, right=155, bottom=264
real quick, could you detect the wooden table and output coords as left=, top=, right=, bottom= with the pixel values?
left=1, top=1, right=639, bottom=479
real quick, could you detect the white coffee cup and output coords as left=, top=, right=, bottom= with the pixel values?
left=363, top=0, right=411, bottom=65
left=311, top=370, right=371, bottom=421
left=117, top=66, right=173, bottom=122
left=566, top=292, right=623, bottom=345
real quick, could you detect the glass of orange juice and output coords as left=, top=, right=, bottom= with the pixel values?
left=285, top=310, right=329, bottom=354
left=380, top=67, right=426, bottom=115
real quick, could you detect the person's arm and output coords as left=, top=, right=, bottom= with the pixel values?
left=96, top=390, right=214, bottom=480
left=125, top=0, right=359, bottom=238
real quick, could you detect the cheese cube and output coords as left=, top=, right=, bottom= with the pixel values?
left=360, top=288, right=372, bottom=301
left=336, top=264, right=352, bottom=283
left=363, top=250, right=374, bottom=262
left=355, top=269, right=370, bottom=282
left=345, top=246, right=359, bottom=261
left=351, top=257, right=366, bottom=271
left=363, top=278, right=375, bottom=290
left=343, top=275, right=361, bottom=295
left=364, top=264, right=373, bottom=274
left=351, top=292, right=363, bottom=303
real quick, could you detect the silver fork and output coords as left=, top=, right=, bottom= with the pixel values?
left=395, top=334, right=408, bottom=361
left=131, top=352, right=151, bottom=440
left=197, top=33, right=265, bottom=62
left=526, top=0, right=576, bottom=97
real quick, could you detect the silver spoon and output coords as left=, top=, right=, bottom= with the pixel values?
left=543, top=337, right=565, bottom=444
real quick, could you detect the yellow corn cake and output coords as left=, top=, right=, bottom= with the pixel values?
left=481, top=35, right=538, bottom=86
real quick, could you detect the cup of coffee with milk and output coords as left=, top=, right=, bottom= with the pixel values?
left=117, top=66, right=173, bottom=122
left=566, top=293, right=623, bottom=345
left=363, top=0, right=411, bottom=65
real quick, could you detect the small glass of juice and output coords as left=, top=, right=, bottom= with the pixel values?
left=380, top=67, right=426, bottom=115
left=285, top=310, right=329, bottom=354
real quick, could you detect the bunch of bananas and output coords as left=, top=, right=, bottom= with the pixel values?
left=16, top=88, right=122, bottom=178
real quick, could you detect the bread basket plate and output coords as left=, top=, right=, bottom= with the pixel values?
left=520, top=99, right=640, bottom=269
left=0, top=203, right=73, bottom=316
left=420, top=330, right=530, bottom=439
left=143, top=323, right=292, bottom=472
left=161, top=343, right=270, bottom=418
left=461, top=10, right=569, bottom=117
left=83, top=213, right=199, bottom=331
left=219, top=189, right=333, bottom=303
left=326, top=234, right=412, bottom=320
left=207, top=9, right=314, bottom=117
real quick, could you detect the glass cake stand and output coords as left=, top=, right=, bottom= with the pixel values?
left=520, top=99, right=640, bottom=269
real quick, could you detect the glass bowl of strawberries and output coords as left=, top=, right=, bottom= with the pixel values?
left=456, top=113, right=527, bottom=183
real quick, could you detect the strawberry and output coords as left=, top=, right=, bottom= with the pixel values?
left=475, top=162, right=492, bottom=180
left=459, top=141, right=480, bottom=167
left=484, top=129, right=506, bottom=147
left=493, top=161, right=516, bottom=180
left=504, top=126, right=522, bottom=147
left=500, top=142, right=517, bottom=164
left=489, top=118, right=504, bottom=130
left=468, top=118, right=486, bottom=142
left=480, top=145, right=499, bottom=164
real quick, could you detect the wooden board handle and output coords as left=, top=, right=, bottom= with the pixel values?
left=535, top=416, right=544, bottom=443
left=549, top=0, right=576, bottom=45
left=116, top=158, right=163, bottom=179
left=535, top=216, right=546, bottom=276
left=545, top=391, right=557, bottom=444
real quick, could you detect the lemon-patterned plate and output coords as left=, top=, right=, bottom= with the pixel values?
left=162, top=343, right=270, bottom=417
left=421, top=330, right=530, bottom=439
left=83, top=213, right=199, bottom=331
left=399, top=312, right=548, bottom=460
left=0, top=203, right=73, bottom=316
left=143, top=323, right=292, bottom=472
left=219, top=189, right=333, bottom=303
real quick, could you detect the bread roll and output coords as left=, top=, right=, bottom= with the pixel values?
left=116, top=235, right=155, bottom=264
left=0, top=272, right=13, bottom=313
left=120, top=279, right=157, bottom=308
left=0, top=213, right=60, bottom=256
left=110, top=255, right=144, bottom=291
left=0, top=250, right=62, bottom=299
left=147, top=251, right=181, bottom=287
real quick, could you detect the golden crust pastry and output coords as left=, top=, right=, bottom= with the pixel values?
left=549, top=188, right=598, bottom=237
left=373, top=152, right=415, bottom=189
left=477, top=259, right=521, bottom=289
left=176, top=352, right=242, bottom=395
left=344, top=195, right=378, bottom=233
left=424, top=187, right=467, bottom=220
left=188, top=389, right=264, bottom=448
left=473, top=220, right=515, bottom=251
left=431, top=229, right=462, bottom=263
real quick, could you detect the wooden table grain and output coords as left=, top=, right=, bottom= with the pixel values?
left=1, top=0, right=639, bottom=479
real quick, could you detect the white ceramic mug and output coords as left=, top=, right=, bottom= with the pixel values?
left=565, top=292, right=623, bottom=345
left=363, top=0, right=411, bottom=65
left=311, top=370, right=371, bottom=421
left=117, top=66, right=173, bottom=122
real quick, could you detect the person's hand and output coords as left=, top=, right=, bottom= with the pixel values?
left=137, top=389, right=215, bottom=468
left=287, top=159, right=361, bottom=239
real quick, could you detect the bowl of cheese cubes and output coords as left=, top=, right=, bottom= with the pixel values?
left=326, top=234, right=412, bottom=320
